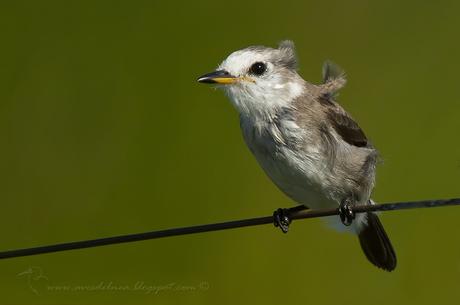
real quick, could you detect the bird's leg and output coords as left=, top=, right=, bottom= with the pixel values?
left=339, top=197, right=355, bottom=226
left=273, top=205, right=308, bottom=233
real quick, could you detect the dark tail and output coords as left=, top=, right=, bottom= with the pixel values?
left=358, top=212, right=397, bottom=271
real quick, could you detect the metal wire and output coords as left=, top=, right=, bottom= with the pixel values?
left=0, top=198, right=459, bottom=260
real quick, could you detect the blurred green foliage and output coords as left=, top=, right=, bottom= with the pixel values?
left=0, top=1, right=459, bottom=304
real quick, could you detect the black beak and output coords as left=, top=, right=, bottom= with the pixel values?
left=197, top=70, right=237, bottom=84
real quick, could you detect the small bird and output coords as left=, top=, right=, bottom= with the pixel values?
left=198, top=41, right=396, bottom=271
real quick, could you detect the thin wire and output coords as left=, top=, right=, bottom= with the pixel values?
left=0, top=198, right=459, bottom=260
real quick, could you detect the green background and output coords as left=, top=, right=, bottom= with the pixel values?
left=1, top=1, right=459, bottom=304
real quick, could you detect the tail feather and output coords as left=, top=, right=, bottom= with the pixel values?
left=358, top=212, right=397, bottom=271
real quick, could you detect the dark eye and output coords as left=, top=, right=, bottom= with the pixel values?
left=249, top=62, right=267, bottom=76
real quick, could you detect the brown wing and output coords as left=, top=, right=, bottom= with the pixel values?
left=318, top=62, right=368, bottom=148
left=326, top=107, right=369, bottom=148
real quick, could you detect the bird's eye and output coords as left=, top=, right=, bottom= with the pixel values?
left=249, top=62, right=267, bottom=76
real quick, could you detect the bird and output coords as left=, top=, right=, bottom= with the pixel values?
left=197, top=40, right=396, bottom=271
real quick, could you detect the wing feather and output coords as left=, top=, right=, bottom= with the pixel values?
left=326, top=106, right=369, bottom=148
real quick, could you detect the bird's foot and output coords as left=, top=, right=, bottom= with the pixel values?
left=273, top=208, right=291, bottom=233
left=339, top=198, right=355, bottom=226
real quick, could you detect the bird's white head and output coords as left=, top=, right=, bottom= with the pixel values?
left=198, top=41, right=305, bottom=119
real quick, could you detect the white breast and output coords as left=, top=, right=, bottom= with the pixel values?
left=240, top=116, right=338, bottom=210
